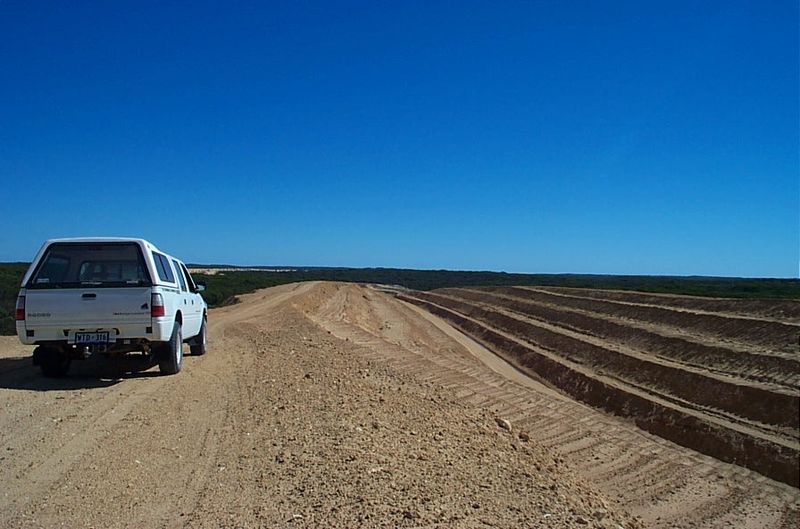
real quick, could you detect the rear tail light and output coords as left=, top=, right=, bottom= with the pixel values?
left=151, top=293, right=165, bottom=318
left=15, top=295, right=25, bottom=321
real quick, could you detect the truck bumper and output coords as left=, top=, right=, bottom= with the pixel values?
left=17, top=320, right=173, bottom=346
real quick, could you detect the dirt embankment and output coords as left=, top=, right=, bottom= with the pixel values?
left=306, top=283, right=799, bottom=528
left=492, top=287, right=800, bottom=356
left=421, top=290, right=798, bottom=428
left=447, top=288, right=799, bottom=389
left=0, top=282, right=637, bottom=529
left=398, top=287, right=800, bottom=488
left=536, top=287, right=800, bottom=321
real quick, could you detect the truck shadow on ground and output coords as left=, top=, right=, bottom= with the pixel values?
left=0, top=356, right=162, bottom=391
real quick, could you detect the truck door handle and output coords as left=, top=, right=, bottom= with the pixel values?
left=82, top=293, right=96, bottom=299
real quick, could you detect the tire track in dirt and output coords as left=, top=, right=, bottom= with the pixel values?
left=0, top=345, right=174, bottom=524
left=0, top=283, right=314, bottom=528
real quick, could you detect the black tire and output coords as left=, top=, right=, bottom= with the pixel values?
left=190, top=317, right=207, bottom=356
left=158, top=321, right=183, bottom=375
left=38, top=347, right=71, bottom=378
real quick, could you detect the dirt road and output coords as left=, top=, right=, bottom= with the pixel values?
left=0, top=282, right=797, bottom=528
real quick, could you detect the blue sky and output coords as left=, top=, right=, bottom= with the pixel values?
left=1, top=1, right=797, bottom=277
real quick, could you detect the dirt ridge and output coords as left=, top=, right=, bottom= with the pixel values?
left=494, top=287, right=800, bottom=355
left=421, top=290, right=799, bottom=431
left=399, top=292, right=799, bottom=486
left=453, top=287, right=800, bottom=389
left=536, top=286, right=800, bottom=321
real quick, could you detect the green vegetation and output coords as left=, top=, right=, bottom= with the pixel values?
left=0, top=263, right=28, bottom=335
left=2, top=263, right=798, bottom=336
left=192, top=268, right=800, bottom=308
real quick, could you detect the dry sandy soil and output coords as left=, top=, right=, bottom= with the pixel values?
left=0, top=282, right=797, bottom=528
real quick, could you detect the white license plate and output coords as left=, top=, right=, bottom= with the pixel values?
left=75, top=332, right=110, bottom=344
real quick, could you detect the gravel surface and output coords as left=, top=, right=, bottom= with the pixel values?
left=0, top=283, right=639, bottom=528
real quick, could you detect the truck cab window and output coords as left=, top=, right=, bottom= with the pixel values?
left=173, top=259, right=187, bottom=292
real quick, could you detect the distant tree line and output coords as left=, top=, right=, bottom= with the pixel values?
left=1, top=263, right=798, bottom=335
left=191, top=268, right=800, bottom=307
left=0, top=263, right=29, bottom=335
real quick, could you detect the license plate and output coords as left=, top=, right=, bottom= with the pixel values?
left=75, top=332, right=110, bottom=344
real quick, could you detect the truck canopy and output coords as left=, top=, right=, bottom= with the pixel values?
left=26, top=242, right=152, bottom=289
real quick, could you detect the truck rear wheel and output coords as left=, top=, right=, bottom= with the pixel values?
left=190, top=317, right=207, bottom=356
left=38, top=346, right=71, bottom=378
left=158, top=321, right=183, bottom=375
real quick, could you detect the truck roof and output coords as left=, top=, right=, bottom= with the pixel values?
left=44, top=237, right=162, bottom=253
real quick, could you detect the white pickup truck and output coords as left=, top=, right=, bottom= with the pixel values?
left=15, top=238, right=208, bottom=377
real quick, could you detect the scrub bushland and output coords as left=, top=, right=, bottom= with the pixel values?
left=1, top=263, right=797, bottom=336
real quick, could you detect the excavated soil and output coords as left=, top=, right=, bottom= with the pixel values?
left=398, top=287, right=799, bottom=487
left=0, top=282, right=638, bottom=529
left=534, top=287, right=800, bottom=321
left=312, top=284, right=799, bottom=527
left=1, top=282, right=798, bottom=528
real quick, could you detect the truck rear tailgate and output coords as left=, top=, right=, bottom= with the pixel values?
left=24, top=287, right=152, bottom=328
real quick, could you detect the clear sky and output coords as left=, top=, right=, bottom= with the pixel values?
left=1, top=1, right=797, bottom=277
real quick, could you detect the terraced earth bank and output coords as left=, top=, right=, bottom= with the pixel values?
left=398, top=286, right=800, bottom=487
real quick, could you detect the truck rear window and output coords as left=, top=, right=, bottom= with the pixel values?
left=28, top=243, right=152, bottom=288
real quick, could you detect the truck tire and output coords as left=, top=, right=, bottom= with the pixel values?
left=38, top=346, right=71, bottom=378
left=190, top=317, right=207, bottom=356
left=158, top=321, right=183, bottom=375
